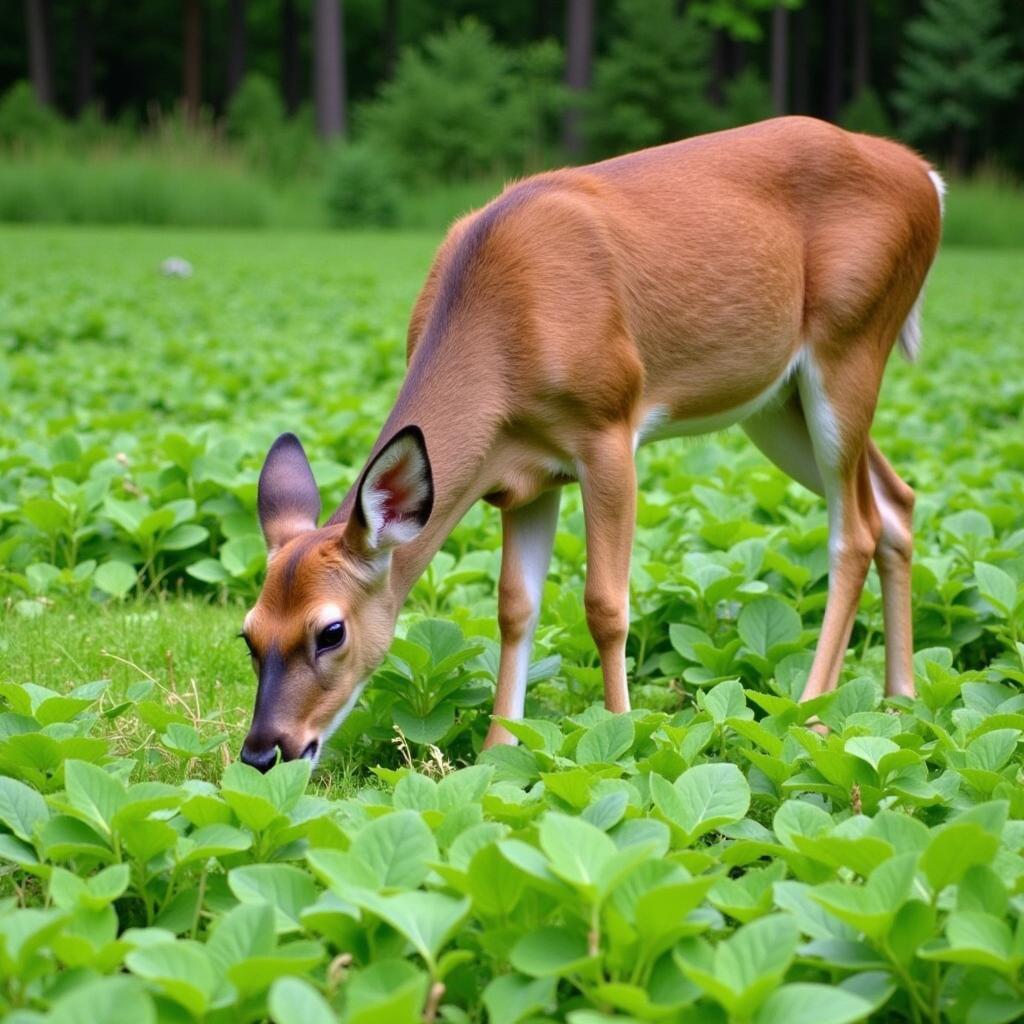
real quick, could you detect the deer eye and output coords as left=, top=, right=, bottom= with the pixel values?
left=315, top=621, right=346, bottom=654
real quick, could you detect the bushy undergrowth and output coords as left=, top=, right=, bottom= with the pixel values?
left=1, top=229, right=1023, bottom=1022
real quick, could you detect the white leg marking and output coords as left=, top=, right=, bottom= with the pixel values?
left=500, top=490, right=560, bottom=720
left=796, top=350, right=845, bottom=555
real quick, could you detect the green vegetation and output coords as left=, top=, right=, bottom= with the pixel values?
left=2, top=228, right=1024, bottom=1022
left=5, top=1, right=1024, bottom=234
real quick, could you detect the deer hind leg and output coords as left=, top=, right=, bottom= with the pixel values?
left=796, top=350, right=884, bottom=701
left=867, top=440, right=916, bottom=698
left=578, top=425, right=636, bottom=714
left=744, top=397, right=916, bottom=699
left=484, top=487, right=562, bottom=748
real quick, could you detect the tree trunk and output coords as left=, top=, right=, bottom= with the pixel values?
left=709, top=30, right=728, bottom=106
left=852, top=0, right=869, bottom=96
left=75, top=0, right=95, bottom=113
left=562, top=0, right=594, bottom=159
left=771, top=5, right=788, bottom=115
left=312, top=0, right=346, bottom=139
left=227, top=0, right=247, bottom=100
left=183, top=0, right=202, bottom=123
left=280, top=0, right=301, bottom=115
left=824, top=0, right=843, bottom=122
left=793, top=2, right=808, bottom=114
left=25, top=0, right=54, bottom=107
left=383, top=0, right=399, bottom=80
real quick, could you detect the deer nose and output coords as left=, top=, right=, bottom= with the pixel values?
left=240, top=733, right=281, bottom=773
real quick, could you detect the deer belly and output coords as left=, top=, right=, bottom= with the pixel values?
left=635, top=356, right=799, bottom=447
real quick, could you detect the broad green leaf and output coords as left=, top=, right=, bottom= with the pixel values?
left=754, top=983, right=873, bottom=1024
left=351, top=890, right=470, bottom=969
left=93, top=560, right=137, bottom=597
left=576, top=715, right=635, bottom=764
left=349, top=809, right=439, bottom=889
left=49, top=976, right=155, bottom=1024
left=538, top=812, right=616, bottom=888
left=227, top=863, right=318, bottom=932
left=63, top=760, right=125, bottom=835
left=268, top=976, right=337, bottom=1024
left=510, top=926, right=592, bottom=977
left=652, top=762, right=750, bottom=842
left=482, top=973, right=556, bottom=1024
left=0, top=776, right=49, bottom=841
left=738, top=598, right=801, bottom=656
left=125, top=939, right=217, bottom=1017
left=346, top=959, right=429, bottom=1024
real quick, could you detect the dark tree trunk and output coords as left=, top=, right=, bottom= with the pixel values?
left=74, top=0, right=95, bottom=113
left=853, top=0, right=869, bottom=96
left=793, top=2, right=808, bottom=114
left=562, top=0, right=594, bottom=158
left=824, top=0, right=844, bottom=122
left=25, top=0, right=54, bottom=107
left=383, top=0, right=399, bottom=80
left=183, top=0, right=202, bottom=123
left=709, top=30, right=728, bottom=106
left=280, top=0, right=301, bottom=115
left=771, top=5, right=788, bottom=115
left=227, top=0, right=247, bottom=100
left=312, top=0, right=346, bottom=138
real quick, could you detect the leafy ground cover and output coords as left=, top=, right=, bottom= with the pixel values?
left=1, top=227, right=1024, bottom=1023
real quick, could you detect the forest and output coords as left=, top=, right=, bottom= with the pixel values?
left=2, top=0, right=1023, bottom=232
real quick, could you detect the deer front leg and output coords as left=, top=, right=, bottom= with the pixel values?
left=578, top=426, right=636, bottom=714
left=484, top=487, right=562, bottom=748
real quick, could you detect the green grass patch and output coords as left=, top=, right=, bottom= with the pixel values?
left=1, top=228, right=1023, bottom=1021
left=941, top=175, right=1024, bottom=248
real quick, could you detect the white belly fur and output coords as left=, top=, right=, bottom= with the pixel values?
left=635, top=353, right=800, bottom=448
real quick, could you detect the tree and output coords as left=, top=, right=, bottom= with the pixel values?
left=227, top=0, right=248, bottom=101
left=562, top=0, right=594, bottom=158
left=363, top=19, right=563, bottom=181
left=383, top=0, right=400, bottom=80
left=280, top=0, right=301, bottom=115
left=183, top=0, right=202, bottom=123
left=852, top=0, right=870, bottom=96
left=585, top=0, right=715, bottom=157
left=823, top=0, right=843, bottom=122
left=312, top=0, right=346, bottom=138
left=75, top=0, right=95, bottom=113
left=894, top=0, right=1023, bottom=172
left=24, top=0, right=54, bottom=107
left=770, top=4, right=788, bottom=114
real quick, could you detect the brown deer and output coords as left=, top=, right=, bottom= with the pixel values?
left=238, top=117, right=943, bottom=770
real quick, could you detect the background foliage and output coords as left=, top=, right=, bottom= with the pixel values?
left=2, top=0, right=1024, bottom=230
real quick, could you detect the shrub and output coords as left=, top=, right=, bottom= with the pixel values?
left=841, top=87, right=894, bottom=137
left=719, top=69, right=774, bottom=129
left=324, top=142, right=401, bottom=227
left=361, top=18, right=563, bottom=182
left=226, top=72, right=285, bottom=142
left=0, top=80, right=61, bottom=148
left=584, top=0, right=716, bottom=157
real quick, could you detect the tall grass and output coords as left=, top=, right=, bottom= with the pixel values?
left=941, top=176, right=1024, bottom=248
left=0, top=154, right=282, bottom=228
left=0, top=146, right=1022, bottom=242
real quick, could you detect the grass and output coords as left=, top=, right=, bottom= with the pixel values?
left=1, top=140, right=1023, bottom=240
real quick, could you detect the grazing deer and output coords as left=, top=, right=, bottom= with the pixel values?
left=238, top=117, right=943, bottom=770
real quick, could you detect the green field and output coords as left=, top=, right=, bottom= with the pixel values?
left=2, top=227, right=1024, bottom=1023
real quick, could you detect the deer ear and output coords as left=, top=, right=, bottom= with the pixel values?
left=258, top=433, right=322, bottom=554
left=346, top=426, right=434, bottom=555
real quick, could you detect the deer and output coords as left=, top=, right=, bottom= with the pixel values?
left=237, top=116, right=943, bottom=771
